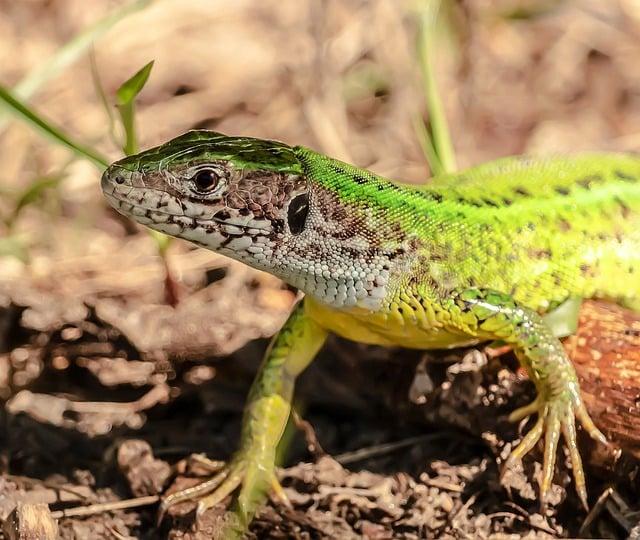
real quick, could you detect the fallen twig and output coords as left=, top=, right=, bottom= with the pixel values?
left=50, top=495, right=160, bottom=519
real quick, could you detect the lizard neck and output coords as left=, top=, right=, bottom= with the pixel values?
left=262, top=147, right=441, bottom=311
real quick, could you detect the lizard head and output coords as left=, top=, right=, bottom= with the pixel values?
left=102, top=130, right=408, bottom=309
left=101, top=130, right=311, bottom=263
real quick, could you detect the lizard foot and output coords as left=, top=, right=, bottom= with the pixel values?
left=160, top=452, right=289, bottom=531
left=503, top=384, right=607, bottom=510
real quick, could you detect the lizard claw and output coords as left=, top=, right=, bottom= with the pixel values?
left=503, top=383, right=607, bottom=510
left=160, top=451, right=285, bottom=534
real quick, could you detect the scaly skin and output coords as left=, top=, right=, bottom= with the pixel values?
left=102, top=130, right=640, bottom=534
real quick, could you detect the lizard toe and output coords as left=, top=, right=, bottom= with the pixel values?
left=503, top=388, right=606, bottom=511
left=196, top=464, right=245, bottom=517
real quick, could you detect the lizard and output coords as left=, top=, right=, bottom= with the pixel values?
left=101, top=129, right=640, bottom=533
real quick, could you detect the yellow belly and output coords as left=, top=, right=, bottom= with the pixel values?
left=304, top=297, right=480, bottom=350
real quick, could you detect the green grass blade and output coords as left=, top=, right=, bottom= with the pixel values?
left=118, top=101, right=137, bottom=156
left=416, top=0, right=457, bottom=175
left=116, top=60, right=154, bottom=156
left=7, top=174, right=63, bottom=229
left=111, top=61, right=173, bottom=263
left=116, top=61, right=154, bottom=106
left=413, top=115, right=444, bottom=176
left=0, top=84, right=109, bottom=169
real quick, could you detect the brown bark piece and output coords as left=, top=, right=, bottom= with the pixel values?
left=566, top=300, right=640, bottom=457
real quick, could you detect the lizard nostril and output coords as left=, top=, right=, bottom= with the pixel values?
left=114, top=175, right=126, bottom=185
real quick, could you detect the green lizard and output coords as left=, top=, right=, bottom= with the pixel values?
left=101, top=130, right=640, bottom=532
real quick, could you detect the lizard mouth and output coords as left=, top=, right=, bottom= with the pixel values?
left=103, top=190, right=271, bottom=234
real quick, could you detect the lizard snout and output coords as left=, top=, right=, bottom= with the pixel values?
left=101, top=164, right=146, bottom=194
left=101, top=165, right=129, bottom=192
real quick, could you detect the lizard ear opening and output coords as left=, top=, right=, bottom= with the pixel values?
left=287, top=192, right=310, bottom=234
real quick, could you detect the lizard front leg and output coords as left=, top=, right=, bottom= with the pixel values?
left=441, top=288, right=607, bottom=508
left=162, top=301, right=327, bottom=537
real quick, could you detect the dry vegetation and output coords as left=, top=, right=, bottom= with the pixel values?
left=1, top=0, right=640, bottom=538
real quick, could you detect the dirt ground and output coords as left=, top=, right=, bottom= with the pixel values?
left=2, top=1, right=640, bottom=538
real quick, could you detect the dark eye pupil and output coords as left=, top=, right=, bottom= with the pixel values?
left=287, top=192, right=309, bottom=234
left=193, top=169, right=218, bottom=192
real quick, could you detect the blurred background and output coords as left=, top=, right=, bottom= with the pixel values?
left=1, top=1, right=640, bottom=538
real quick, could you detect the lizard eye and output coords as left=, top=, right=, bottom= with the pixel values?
left=191, top=168, right=220, bottom=193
